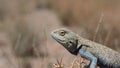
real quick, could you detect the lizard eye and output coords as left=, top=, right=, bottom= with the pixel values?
left=59, top=30, right=66, bottom=36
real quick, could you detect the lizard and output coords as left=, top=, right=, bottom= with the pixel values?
left=51, top=28, right=120, bottom=68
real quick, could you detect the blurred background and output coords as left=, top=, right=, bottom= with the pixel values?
left=0, top=0, right=120, bottom=68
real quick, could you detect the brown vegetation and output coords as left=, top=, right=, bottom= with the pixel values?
left=0, top=0, right=119, bottom=68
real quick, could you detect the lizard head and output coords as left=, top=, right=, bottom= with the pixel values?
left=51, top=28, right=80, bottom=55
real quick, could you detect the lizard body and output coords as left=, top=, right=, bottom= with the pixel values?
left=51, top=28, right=120, bottom=68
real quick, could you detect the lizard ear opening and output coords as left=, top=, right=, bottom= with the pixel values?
left=76, top=39, right=81, bottom=49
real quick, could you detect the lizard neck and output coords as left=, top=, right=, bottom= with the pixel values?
left=77, top=36, right=92, bottom=47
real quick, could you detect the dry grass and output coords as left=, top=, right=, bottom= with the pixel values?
left=0, top=0, right=119, bottom=68
left=53, top=56, right=89, bottom=68
left=93, top=13, right=104, bottom=41
left=53, top=56, right=64, bottom=68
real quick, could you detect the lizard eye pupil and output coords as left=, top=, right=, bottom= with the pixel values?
left=69, top=41, right=72, bottom=43
left=59, top=30, right=66, bottom=36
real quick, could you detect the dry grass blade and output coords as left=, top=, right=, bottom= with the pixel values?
left=70, top=57, right=78, bottom=68
left=70, top=56, right=88, bottom=68
left=53, top=57, right=64, bottom=68
left=43, top=28, right=49, bottom=57
left=14, top=34, right=22, bottom=53
left=32, top=35, right=40, bottom=57
left=79, top=58, right=87, bottom=68
left=93, top=12, right=104, bottom=41
left=104, top=29, right=111, bottom=45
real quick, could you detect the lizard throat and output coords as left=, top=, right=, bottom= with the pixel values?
left=67, top=40, right=82, bottom=55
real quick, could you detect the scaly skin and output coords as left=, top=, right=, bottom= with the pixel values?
left=51, top=28, right=120, bottom=68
